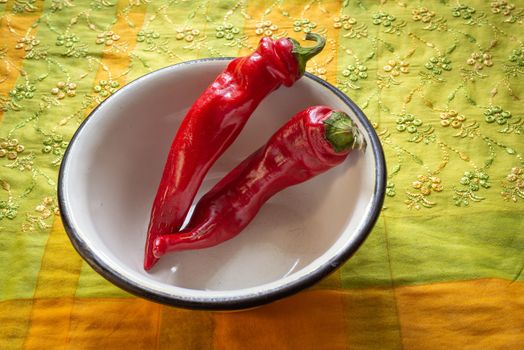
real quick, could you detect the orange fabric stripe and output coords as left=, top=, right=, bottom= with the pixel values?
left=212, top=279, right=524, bottom=349
left=212, top=287, right=402, bottom=350
left=23, top=217, right=83, bottom=349
left=3, top=279, right=524, bottom=348
left=213, top=290, right=349, bottom=350
left=396, top=278, right=524, bottom=349
left=0, top=299, right=33, bottom=350
left=8, top=298, right=162, bottom=349
left=344, top=287, right=402, bottom=350
left=158, top=307, right=214, bottom=349
left=67, top=298, right=161, bottom=349
left=23, top=298, right=77, bottom=349
left=0, top=0, right=44, bottom=123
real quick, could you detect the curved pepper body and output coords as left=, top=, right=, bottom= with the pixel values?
left=145, top=38, right=305, bottom=270
left=152, top=106, right=359, bottom=257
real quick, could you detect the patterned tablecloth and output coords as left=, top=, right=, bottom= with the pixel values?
left=1, top=0, right=523, bottom=348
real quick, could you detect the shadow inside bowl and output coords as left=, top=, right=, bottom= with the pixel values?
left=156, top=153, right=362, bottom=291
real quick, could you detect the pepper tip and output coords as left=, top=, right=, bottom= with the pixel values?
left=144, top=246, right=159, bottom=270
left=152, top=236, right=168, bottom=259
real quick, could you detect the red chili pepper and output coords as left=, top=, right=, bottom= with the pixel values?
left=152, top=106, right=364, bottom=258
left=144, top=34, right=326, bottom=270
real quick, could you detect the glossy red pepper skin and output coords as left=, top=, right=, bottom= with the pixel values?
left=152, top=106, right=363, bottom=258
left=145, top=35, right=325, bottom=270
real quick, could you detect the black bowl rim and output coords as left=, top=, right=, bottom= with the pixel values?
left=58, top=57, right=387, bottom=311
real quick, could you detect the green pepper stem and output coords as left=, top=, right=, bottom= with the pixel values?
left=323, top=111, right=365, bottom=153
left=288, top=33, right=326, bottom=76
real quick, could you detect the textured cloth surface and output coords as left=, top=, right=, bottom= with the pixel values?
left=0, top=0, right=523, bottom=349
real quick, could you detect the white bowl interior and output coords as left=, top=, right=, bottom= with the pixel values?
left=61, top=60, right=379, bottom=301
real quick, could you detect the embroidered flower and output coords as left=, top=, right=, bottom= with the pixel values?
left=8, top=83, right=36, bottom=101
left=255, top=20, right=278, bottom=37
left=459, top=170, right=490, bottom=192
left=0, top=138, right=25, bottom=160
left=383, top=59, right=409, bottom=76
left=506, top=167, right=522, bottom=182
left=396, top=114, right=422, bottom=133
left=0, top=199, right=18, bottom=220
left=35, top=196, right=59, bottom=219
left=508, top=47, right=524, bottom=66
left=484, top=106, right=512, bottom=125
left=372, top=12, right=396, bottom=27
left=412, top=7, right=435, bottom=22
left=412, top=175, right=443, bottom=196
left=405, top=175, right=440, bottom=209
left=451, top=5, right=476, bottom=19
left=333, top=15, right=357, bottom=29
left=15, top=35, right=46, bottom=60
left=310, top=66, right=328, bottom=80
left=454, top=170, right=491, bottom=206
left=42, top=134, right=68, bottom=156
left=467, top=52, right=493, bottom=70
left=56, top=32, right=87, bottom=57
left=293, top=19, right=317, bottom=33
left=15, top=35, right=39, bottom=50
left=333, top=15, right=367, bottom=38
left=425, top=55, right=452, bottom=75
left=22, top=196, right=60, bottom=231
left=342, top=63, right=368, bottom=82
left=386, top=181, right=396, bottom=197
left=502, top=167, right=524, bottom=202
left=215, top=23, right=240, bottom=40
left=174, top=28, right=200, bottom=42
left=96, top=31, right=121, bottom=46
left=56, top=33, right=79, bottom=48
left=93, top=79, right=120, bottom=99
left=491, top=1, right=516, bottom=16
left=440, top=110, right=466, bottom=128
left=138, top=30, right=160, bottom=42
left=51, top=81, right=77, bottom=99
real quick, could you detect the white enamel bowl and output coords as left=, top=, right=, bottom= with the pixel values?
left=59, top=59, right=386, bottom=310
